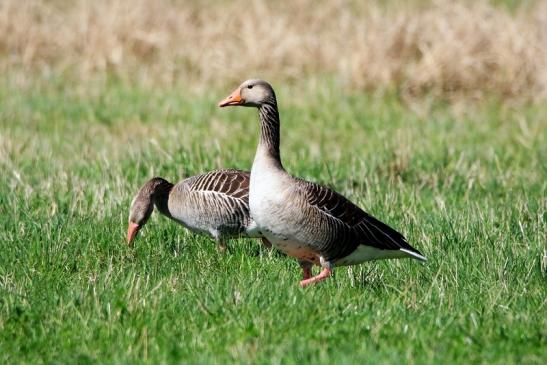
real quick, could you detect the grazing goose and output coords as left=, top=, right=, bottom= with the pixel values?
left=219, top=80, right=426, bottom=287
left=127, top=169, right=271, bottom=251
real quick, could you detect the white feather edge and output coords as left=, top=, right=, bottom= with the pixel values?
left=400, top=248, right=427, bottom=262
left=335, top=245, right=427, bottom=266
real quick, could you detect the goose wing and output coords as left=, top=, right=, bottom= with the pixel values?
left=185, top=169, right=250, bottom=202
left=295, top=178, right=424, bottom=261
left=179, top=169, right=252, bottom=234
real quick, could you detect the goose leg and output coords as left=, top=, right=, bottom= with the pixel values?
left=261, top=237, right=272, bottom=249
left=299, top=261, right=313, bottom=280
left=300, top=259, right=333, bottom=287
left=300, top=267, right=332, bottom=287
left=211, top=230, right=229, bottom=253
left=217, top=240, right=228, bottom=253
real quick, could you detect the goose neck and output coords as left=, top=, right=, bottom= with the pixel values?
left=256, top=102, right=283, bottom=169
left=152, top=182, right=174, bottom=218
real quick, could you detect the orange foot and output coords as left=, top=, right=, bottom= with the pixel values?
left=300, top=267, right=332, bottom=287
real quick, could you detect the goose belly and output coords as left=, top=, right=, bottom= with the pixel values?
left=262, top=230, right=320, bottom=265
left=250, top=166, right=320, bottom=262
left=250, top=188, right=319, bottom=263
left=168, top=200, right=243, bottom=238
left=169, top=209, right=212, bottom=236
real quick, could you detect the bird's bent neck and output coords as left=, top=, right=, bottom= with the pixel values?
left=255, top=101, right=283, bottom=171
left=152, top=182, right=174, bottom=218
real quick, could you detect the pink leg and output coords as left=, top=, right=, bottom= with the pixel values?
left=300, top=267, right=332, bottom=287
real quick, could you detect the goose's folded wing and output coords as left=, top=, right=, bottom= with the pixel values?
left=185, top=169, right=250, bottom=203
left=298, top=179, right=420, bottom=253
left=180, top=170, right=252, bottom=233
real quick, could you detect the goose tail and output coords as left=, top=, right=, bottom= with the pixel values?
left=400, top=248, right=427, bottom=262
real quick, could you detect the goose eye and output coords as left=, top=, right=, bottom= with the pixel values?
left=247, top=85, right=253, bottom=89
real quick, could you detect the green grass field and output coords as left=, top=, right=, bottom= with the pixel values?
left=0, top=76, right=545, bottom=364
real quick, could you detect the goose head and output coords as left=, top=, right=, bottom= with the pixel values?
left=127, top=177, right=172, bottom=246
left=218, top=79, right=275, bottom=108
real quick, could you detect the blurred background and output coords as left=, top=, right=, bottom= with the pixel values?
left=2, top=0, right=546, bottom=99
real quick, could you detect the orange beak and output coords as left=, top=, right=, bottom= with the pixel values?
left=218, top=88, right=244, bottom=107
left=127, top=222, right=140, bottom=247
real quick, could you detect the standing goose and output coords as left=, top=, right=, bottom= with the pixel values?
left=219, top=79, right=426, bottom=287
left=127, top=169, right=271, bottom=251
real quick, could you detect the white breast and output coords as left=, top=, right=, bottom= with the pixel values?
left=249, top=155, right=286, bottom=217
left=249, top=161, right=290, bottom=236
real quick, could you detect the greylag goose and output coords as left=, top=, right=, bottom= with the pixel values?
left=127, top=169, right=271, bottom=251
left=219, top=79, right=426, bottom=287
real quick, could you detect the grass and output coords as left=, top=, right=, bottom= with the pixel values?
left=0, top=74, right=545, bottom=364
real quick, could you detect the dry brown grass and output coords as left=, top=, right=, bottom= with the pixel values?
left=1, top=0, right=547, bottom=100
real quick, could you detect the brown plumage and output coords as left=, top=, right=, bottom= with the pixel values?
left=127, top=169, right=270, bottom=251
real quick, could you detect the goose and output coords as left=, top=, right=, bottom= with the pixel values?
left=219, top=79, right=426, bottom=287
left=127, top=169, right=271, bottom=251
